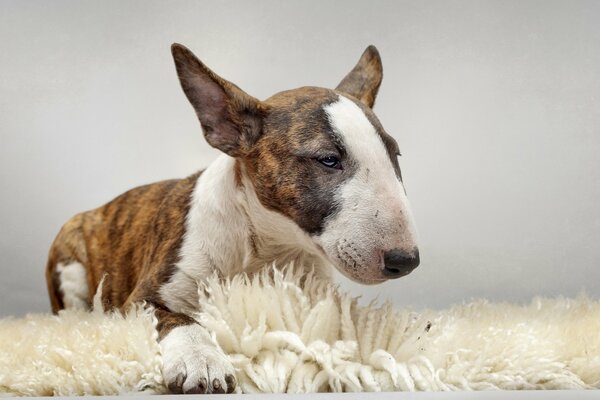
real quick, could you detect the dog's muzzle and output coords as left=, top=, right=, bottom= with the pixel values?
left=382, top=249, right=420, bottom=278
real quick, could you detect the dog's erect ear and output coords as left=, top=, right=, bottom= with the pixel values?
left=171, top=43, right=264, bottom=156
left=335, top=45, right=383, bottom=108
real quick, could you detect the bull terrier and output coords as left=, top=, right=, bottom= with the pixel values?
left=45, top=43, right=420, bottom=394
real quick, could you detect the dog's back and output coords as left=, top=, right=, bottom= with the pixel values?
left=46, top=173, right=200, bottom=313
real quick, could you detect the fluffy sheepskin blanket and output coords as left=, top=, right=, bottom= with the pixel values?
left=1, top=267, right=599, bottom=395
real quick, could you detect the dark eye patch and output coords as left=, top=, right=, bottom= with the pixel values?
left=249, top=87, right=358, bottom=236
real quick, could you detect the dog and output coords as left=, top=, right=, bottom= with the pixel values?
left=45, top=43, right=420, bottom=394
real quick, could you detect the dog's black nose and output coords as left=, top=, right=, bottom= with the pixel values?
left=383, top=249, right=420, bottom=278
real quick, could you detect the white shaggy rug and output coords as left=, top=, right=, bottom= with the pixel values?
left=1, top=267, right=599, bottom=395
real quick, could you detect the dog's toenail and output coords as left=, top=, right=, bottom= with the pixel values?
left=212, top=378, right=225, bottom=393
left=199, top=377, right=207, bottom=392
left=168, top=372, right=185, bottom=394
left=225, top=374, right=236, bottom=393
left=185, top=377, right=208, bottom=394
left=167, top=382, right=181, bottom=394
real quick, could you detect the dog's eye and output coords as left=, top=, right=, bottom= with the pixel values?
left=317, top=155, right=341, bottom=170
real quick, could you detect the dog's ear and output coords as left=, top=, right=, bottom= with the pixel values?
left=335, top=45, right=383, bottom=108
left=171, top=43, right=264, bottom=156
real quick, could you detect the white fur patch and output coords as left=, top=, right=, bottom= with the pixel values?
left=56, top=261, right=89, bottom=310
left=160, top=155, right=248, bottom=314
left=316, top=96, right=418, bottom=283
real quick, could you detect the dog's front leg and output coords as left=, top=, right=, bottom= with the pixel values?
left=155, top=309, right=236, bottom=394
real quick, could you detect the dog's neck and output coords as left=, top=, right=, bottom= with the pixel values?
left=160, top=154, right=329, bottom=313
left=237, top=163, right=329, bottom=274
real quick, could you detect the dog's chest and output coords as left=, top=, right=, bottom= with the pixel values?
left=157, top=155, right=328, bottom=314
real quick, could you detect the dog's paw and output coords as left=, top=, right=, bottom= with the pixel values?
left=160, top=324, right=236, bottom=394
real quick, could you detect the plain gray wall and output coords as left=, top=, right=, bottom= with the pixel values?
left=1, top=0, right=599, bottom=317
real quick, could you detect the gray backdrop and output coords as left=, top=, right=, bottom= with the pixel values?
left=1, top=0, right=599, bottom=317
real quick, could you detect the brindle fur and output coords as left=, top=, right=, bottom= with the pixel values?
left=47, top=173, right=200, bottom=318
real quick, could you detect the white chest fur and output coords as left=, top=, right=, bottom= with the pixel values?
left=159, top=155, right=330, bottom=314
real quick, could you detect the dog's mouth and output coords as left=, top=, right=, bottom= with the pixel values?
left=327, top=247, right=419, bottom=285
left=336, top=268, right=389, bottom=285
left=331, top=259, right=393, bottom=285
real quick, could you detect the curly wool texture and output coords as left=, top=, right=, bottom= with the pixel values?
left=195, top=268, right=600, bottom=392
left=0, top=303, right=164, bottom=396
left=1, top=267, right=600, bottom=395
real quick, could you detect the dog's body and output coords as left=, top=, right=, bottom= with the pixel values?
left=46, top=44, right=419, bottom=394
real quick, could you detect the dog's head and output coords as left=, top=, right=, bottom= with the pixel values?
left=172, top=44, right=419, bottom=284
